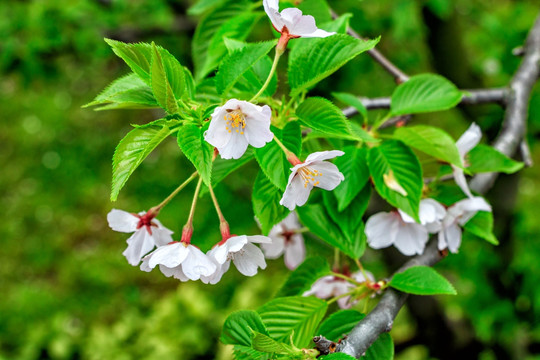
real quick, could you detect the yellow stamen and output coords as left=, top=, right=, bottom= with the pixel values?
left=224, top=109, right=247, bottom=133
left=298, top=166, right=323, bottom=187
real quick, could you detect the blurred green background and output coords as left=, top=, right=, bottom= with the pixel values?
left=1, top=0, right=539, bottom=359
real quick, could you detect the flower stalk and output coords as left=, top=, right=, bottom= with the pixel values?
left=250, top=48, right=282, bottom=102
left=148, top=171, right=199, bottom=217
left=181, top=176, right=204, bottom=244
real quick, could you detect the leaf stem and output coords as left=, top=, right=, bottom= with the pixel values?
left=149, top=171, right=198, bottom=215
left=330, top=272, right=364, bottom=286
left=250, top=49, right=282, bottom=103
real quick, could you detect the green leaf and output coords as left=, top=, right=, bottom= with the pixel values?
left=255, top=122, right=302, bottom=190
left=177, top=124, right=213, bottom=186
left=221, top=310, right=269, bottom=347
left=323, top=354, right=357, bottom=360
left=467, top=144, right=524, bottom=174
left=84, top=73, right=159, bottom=110
left=296, top=97, right=351, bottom=138
left=151, top=42, right=180, bottom=114
left=317, top=309, right=365, bottom=342
left=319, top=13, right=352, bottom=34
left=368, top=140, right=423, bottom=221
left=253, top=171, right=289, bottom=235
left=288, top=34, right=379, bottom=97
left=252, top=332, right=295, bottom=355
left=390, top=74, right=462, bottom=116
left=332, top=146, right=370, bottom=211
left=258, top=296, right=328, bottom=348
left=111, top=123, right=174, bottom=201
left=394, top=125, right=463, bottom=167
left=202, top=149, right=254, bottom=194
left=297, top=204, right=364, bottom=260
left=276, top=257, right=330, bottom=298
left=216, top=40, right=276, bottom=96
left=361, top=333, right=394, bottom=360
left=297, top=0, right=332, bottom=23
left=333, top=92, right=368, bottom=119
left=463, top=211, right=499, bottom=245
left=389, top=266, right=457, bottom=295
left=188, top=0, right=226, bottom=15
left=233, top=345, right=271, bottom=360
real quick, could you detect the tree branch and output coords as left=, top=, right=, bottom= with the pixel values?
left=335, top=12, right=540, bottom=358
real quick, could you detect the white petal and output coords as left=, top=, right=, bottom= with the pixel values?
left=303, top=150, right=345, bottom=166
left=107, top=209, right=138, bottom=233
left=419, top=199, right=446, bottom=224
left=366, top=212, right=399, bottom=249
left=284, top=234, right=305, bottom=270
left=279, top=7, right=304, bottom=28
left=226, top=235, right=250, bottom=252
left=280, top=173, right=313, bottom=210
left=263, top=0, right=279, bottom=11
left=159, top=264, right=189, bottom=281
left=393, top=223, right=429, bottom=256
left=454, top=197, right=492, bottom=225
left=247, top=235, right=273, bottom=244
left=262, top=0, right=283, bottom=31
left=122, top=229, right=155, bottom=266
left=151, top=227, right=174, bottom=247
left=298, top=28, right=336, bottom=38
left=204, top=107, right=231, bottom=148
left=217, top=130, right=249, bottom=159
left=182, top=245, right=217, bottom=280
left=310, top=162, right=344, bottom=191
left=244, top=107, right=273, bottom=148
left=288, top=13, right=317, bottom=35
left=148, top=242, right=189, bottom=269
left=303, top=276, right=338, bottom=299
left=452, top=165, right=474, bottom=198
left=456, top=123, right=482, bottom=157
left=397, top=209, right=416, bottom=224
left=443, top=223, right=462, bottom=253
left=201, top=260, right=230, bottom=285
left=140, top=256, right=152, bottom=272
left=232, top=243, right=266, bottom=276
left=261, top=237, right=285, bottom=259
left=337, top=295, right=353, bottom=309
left=282, top=212, right=302, bottom=229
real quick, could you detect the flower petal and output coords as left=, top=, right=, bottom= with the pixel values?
left=226, top=235, right=250, bottom=252
left=303, top=276, right=338, bottom=299
left=107, top=209, right=138, bottom=233
left=232, top=243, right=266, bottom=276
left=393, top=223, right=429, bottom=256
left=122, top=229, right=155, bottom=266
left=205, top=107, right=231, bottom=148
left=152, top=227, right=174, bottom=247
left=284, top=234, right=305, bottom=270
left=310, top=162, right=344, bottom=191
left=453, top=197, right=492, bottom=225
left=280, top=173, right=313, bottom=210
left=452, top=165, right=474, bottom=198
left=303, top=150, right=345, bottom=166
left=247, top=235, right=273, bottom=244
left=244, top=106, right=273, bottom=148
left=290, top=14, right=335, bottom=38
left=366, top=212, right=399, bottom=249
left=261, top=237, right=285, bottom=259
left=439, top=223, right=462, bottom=253
left=456, top=123, right=482, bottom=157
left=182, top=245, right=217, bottom=280
left=148, top=242, right=189, bottom=269
left=217, top=130, right=249, bottom=159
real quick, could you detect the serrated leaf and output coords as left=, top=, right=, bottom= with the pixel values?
left=361, top=333, right=394, bottom=360
left=333, top=92, right=368, bottom=120
left=323, top=353, right=357, bottom=360
left=253, top=171, right=288, bottom=235
left=258, top=296, right=328, bottom=348
left=252, top=332, right=295, bottom=355
left=111, top=123, right=173, bottom=201
left=255, top=122, right=302, bottom=191
left=390, top=74, right=462, bottom=116
left=216, top=40, right=276, bottom=96
left=288, top=35, right=379, bottom=97
left=296, top=97, right=351, bottom=138
left=467, top=144, right=524, bottom=174
left=317, top=309, right=365, bottom=342
left=394, top=125, right=463, bottom=167
left=389, top=265, right=457, bottom=295
left=233, top=345, right=271, bottom=360
left=151, top=42, right=180, bottom=114
left=297, top=204, right=364, bottom=260
left=177, top=124, right=213, bottom=186
left=332, top=146, right=370, bottom=211
left=368, top=140, right=423, bottom=221
left=276, top=257, right=330, bottom=298
left=463, top=211, right=499, bottom=245
left=221, top=310, right=269, bottom=347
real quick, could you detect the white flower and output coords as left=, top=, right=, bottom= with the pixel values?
left=304, top=271, right=373, bottom=309
left=261, top=213, right=305, bottom=270
left=204, top=99, right=273, bottom=160
left=107, top=209, right=173, bottom=266
left=453, top=123, right=482, bottom=198
left=263, top=0, right=335, bottom=38
left=204, top=235, right=272, bottom=281
left=438, top=197, right=492, bottom=253
left=280, top=151, right=345, bottom=211
left=140, top=241, right=217, bottom=281
left=366, top=199, right=446, bottom=256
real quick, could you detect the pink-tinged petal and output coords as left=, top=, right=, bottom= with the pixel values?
left=218, top=130, right=249, bottom=159
left=284, top=234, right=305, bottom=270
left=204, top=107, right=231, bottom=148
left=233, top=243, right=266, bottom=276
left=122, top=229, right=155, bottom=266
left=310, top=162, right=344, bottom=191
left=366, top=212, right=399, bottom=249
left=247, top=235, right=273, bottom=244
left=303, top=276, right=337, bottom=299
left=280, top=174, right=313, bottom=210
left=261, top=237, right=285, bottom=259
left=304, top=150, right=345, bottom=165
left=337, top=295, right=353, bottom=310
left=148, top=242, right=189, bottom=269
left=152, top=227, right=174, bottom=247
left=182, top=245, right=217, bottom=280
left=352, top=271, right=374, bottom=283
left=393, top=223, right=429, bottom=256
left=282, top=212, right=302, bottom=229
left=452, top=165, right=474, bottom=198
left=456, top=123, right=482, bottom=157
left=440, top=223, right=462, bottom=253
left=107, top=209, right=138, bottom=233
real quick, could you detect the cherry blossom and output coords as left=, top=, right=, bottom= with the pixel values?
left=263, top=0, right=335, bottom=39
left=107, top=209, right=174, bottom=266
left=260, top=213, right=305, bottom=270
left=203, top=235, right=271, bottom=283
left=366, top=199, right=446, bottom=256
left=304, top=271, right=374, bottom=309
left=204, top=99, right=273, bottom=160
left=438, top=197, right=492, bottom=253
left=453, top=123, right=482, bottom=198
left=140, top=241, right=217, bottom=281
left=280, top=150, right=345, bottom=211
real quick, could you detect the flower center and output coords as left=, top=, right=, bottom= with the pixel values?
left=224, top=109, right=246, bottom=135
left=136, top=213, right=157, bottom=235
left=298, top=166, right=322, bottom=188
